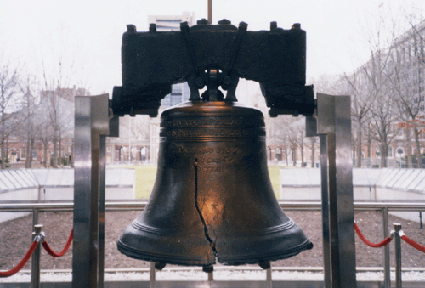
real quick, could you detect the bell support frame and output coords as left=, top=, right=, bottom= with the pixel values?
left=72, top=94, right=119, bottom=288
left=306, top=94, right=357, bottom=288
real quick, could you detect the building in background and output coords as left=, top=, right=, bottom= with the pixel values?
left=148, top=12, right=194, bottom=164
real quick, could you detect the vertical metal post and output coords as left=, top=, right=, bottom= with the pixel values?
left=72, top=94, right=110, bottom=288
left=150, top=262, right=156, bottom=288
left=420, top=212, right=423, bottom=229
left=98, top=135, right=106, bottom=288
left=208, top=0, right=212, bottom=23
left=316, top=94, right=356, bottom=288
left=327, top=133, right=342, bottom=288
left=208, top=271, right=213, bottom=281
left=382, top=207, right=390, bottom=288
left=307, top=115, right=332, bottom=288
left=32, top=208, right=38, bottom=230
left=31, top=224, right=43, bottom=288
left=394, top=223, right=402, bottom=288
left=320, top=134, right=331, bottom=288
left=266, top=266, right=272, bottom=288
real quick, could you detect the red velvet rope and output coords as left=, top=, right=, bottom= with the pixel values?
left=42, top=229, right=73, bottom=257
left=401, top=235, right=425, bottom=253
left=0, top=241, right=38, bottom=278
left=354, top=223, right=393, bottom=248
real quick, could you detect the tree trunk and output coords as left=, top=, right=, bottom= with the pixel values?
left=405, top=127, right=412, bottom=168
left=1, top=139, right=5, bottom=169
left=25, top=139, right=32, bottom=168
left=356, top=127, right=362, bottom=167
left=300, top=136, right=304, bottom=165
left=42, top=140, right=48, bottom=167
left=414, top=126, right=422, bottom=168
left=1, top=117, right=5, bottom=169
left=311, top=140, right=315, bottom=168
left=6, top=137, right=9, bottom=167
left=367, top=132, right=372, bottom=167
left=380, top=142, right=388, bottom=168
left=53, top=127, right=58, bottom=167
left=59, top=135, right=62, bottom=166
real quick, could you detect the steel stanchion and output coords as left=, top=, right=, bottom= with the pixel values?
left=382, top=207, right=390, bottom=288
left=266, top=266, right=272, bottom=288
left=150, top=262, right=156, bottom=288
left=31, top=224, right=43, bottom=288
left=394, top=223, right=402, bottom=288
left=32, top=208, right=38, bottom=230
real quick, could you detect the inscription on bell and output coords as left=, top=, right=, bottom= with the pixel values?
left=162, top=117, right=264, bottom=128
left=201, top=166, right=225, bottom=173
left=161, top=128, right=259, bottom=138
left=171, top=144, right=240, bottom=155
left=203, top=155, right=231, bottom=164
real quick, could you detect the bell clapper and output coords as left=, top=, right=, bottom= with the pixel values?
left=202, top=264, right=213, bottom=274
left=258, top=260, right=271, bottom=270
left=154, top=261, right=166, bottom=270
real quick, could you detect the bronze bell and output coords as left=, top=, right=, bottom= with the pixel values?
left=117, top=100, right=313, bottom=267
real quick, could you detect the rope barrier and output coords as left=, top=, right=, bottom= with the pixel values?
left=354, top=223, right=393, bottom=248
left=401, top=234, right=425, bottom=253
left=0, top=241, right=38, bottom=278
left=42, top=229, right=73, bottom=257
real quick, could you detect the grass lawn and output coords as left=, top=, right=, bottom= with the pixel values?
left=268, top=165, right=281, bottom=199
left=134, top=165, right=281, bottom=200
left=134, top=166, right=157, bottom=199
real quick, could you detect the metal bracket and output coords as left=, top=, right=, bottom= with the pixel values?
left=72, top=94, right=119, bottom=288
left=306, top=93, right=356, bottom=288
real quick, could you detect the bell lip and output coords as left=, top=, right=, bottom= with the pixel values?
left=117, top=238, right=216, bottom=267
left=117, top=237, right=313, bottom=267
left=117, top=218, right=314, bottom=267
left=217, top=239, right=314, bottom=266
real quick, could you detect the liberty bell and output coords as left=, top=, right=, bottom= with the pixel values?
left=114, top=20, right=315, bottom=268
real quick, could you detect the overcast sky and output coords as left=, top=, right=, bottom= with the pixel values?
left=1, top=0, right=424, bottom=95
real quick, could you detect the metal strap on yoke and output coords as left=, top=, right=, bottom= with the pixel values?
left=224, top=22, right=247, bottom=77
left=180, top=22, right=200, bottom=76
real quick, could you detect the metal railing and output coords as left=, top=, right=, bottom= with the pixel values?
left=1, top=200, right=424, bottom=287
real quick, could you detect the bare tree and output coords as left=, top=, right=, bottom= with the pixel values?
left=340, top=71, right=373, bottom=167
left=41, top=59, right=83, bottom=167
left=14, top=76, right=42, bottom=168
left=305, top=136, right=319, bottom=167
left=386, top=19, right=425, bottom=168
left=268, top=115, right=305, bottom=166
left=0, top=60, right=20, bottom=169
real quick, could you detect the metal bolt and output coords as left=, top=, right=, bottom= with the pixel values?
left=270, top=21, right=277, bottom=31
left=197, top=19, right=210, bottom=25
left=218, top=19, right=231, bottom=25
left=127, top=25, right=137, bottom=33
left=292, top=23, right=301, bottom=30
